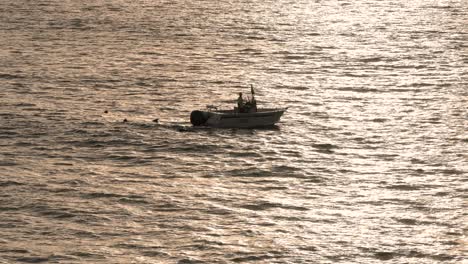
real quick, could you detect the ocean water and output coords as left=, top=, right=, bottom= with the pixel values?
left=0, top=0, right=467, bottom=263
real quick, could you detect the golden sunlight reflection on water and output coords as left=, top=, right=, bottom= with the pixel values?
left=0, top=0, right=466, bottom=263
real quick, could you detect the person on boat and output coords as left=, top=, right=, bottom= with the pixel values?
left=237, top=92, right=245, bottom=113
left=249, top=85, right=257, bottom=113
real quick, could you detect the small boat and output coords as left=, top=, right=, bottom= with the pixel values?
left=190, top=85, right=286, bottom=128
left=190, top=108, right=287, bottom=128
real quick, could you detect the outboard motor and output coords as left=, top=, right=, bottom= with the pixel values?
left=190, top=110, right=209, bottom=126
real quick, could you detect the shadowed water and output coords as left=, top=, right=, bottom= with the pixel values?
left=0, top=0, right=466, bottom=263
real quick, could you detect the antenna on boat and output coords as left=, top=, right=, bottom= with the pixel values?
left=249, top=84, right=257, bottom=112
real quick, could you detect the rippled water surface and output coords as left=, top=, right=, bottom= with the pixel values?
left=1, top=0, right=467, bottom=263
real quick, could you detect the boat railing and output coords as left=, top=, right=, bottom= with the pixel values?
left=206, top=105, right=219, bottom=111
left=211, top=108, right=286, bottom=114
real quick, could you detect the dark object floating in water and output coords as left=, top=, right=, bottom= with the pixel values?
left=123, top=118, right=128, bottom=123
left=190, top=85, right=287, bottom=128
left=104, top=110, right=108, bottom=114
left=153, top=118, right=159, bottom=123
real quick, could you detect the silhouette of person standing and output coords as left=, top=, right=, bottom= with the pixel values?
left=237, top=92, right=244, bottom=112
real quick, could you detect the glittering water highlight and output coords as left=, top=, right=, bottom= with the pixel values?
left=0, top=0, right=466, bottom=263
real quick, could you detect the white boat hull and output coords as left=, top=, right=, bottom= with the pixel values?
left=190, top=108, right=286, bottom=128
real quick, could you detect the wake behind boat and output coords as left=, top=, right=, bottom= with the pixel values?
left=190, top=85, right=287, bottom=128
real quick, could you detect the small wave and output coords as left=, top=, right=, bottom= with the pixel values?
left=69, top=251, right=106, bottom=260
left=284, top=55, right=306, bottom=60
left=199, top=207, right=232, bottom=216
left=135, top=81, right=152, bottom=87
left=0, top=180, right=24, bottom=187
left=0, top=160, right=18, bottom=166
left=0, top=131, right=18, bottom=138
left=47, top=187, right=76, bottom=193
left=260, top=186, right=288, bottom=191
left=72, top=230, right=100, bottom=239
left=437, top=169, right=465, bottom=175
left=228, top=151, right=262, bottom=158
left=371, top=118, right=388, bottom=123
left=16, top=256, right=50, bottom=263
left=0, top=73, right=25, bottom=79
left=231, top=254, right=277, bottom=263
left=152, top=202, right=187, bottom=212
left=272, top=165, right=301, bottom=173
left=239, top=48, right=263, bottom=55
left=394, top=217, right=418, bottom=225
left=412, top=82, right=435, bottom=87
left=312, top=143, right=338, bottom=149
left=359, top=57, right=384, bottom=63
left=119, top=197, right=150, bottom=204
left=373, top=250, right=456, bottom=262
left=343, top=73, right=371, bottom=77
left=336, top=87, right=379, bottom=93
left=410, top=158, right=426, bottom=164
left=14, top=102, right=36, bottom=107
left=107, top=154, right=140, bottom=161
left=0, top=249, right=30, bottom=254
left=386, top=184, right=422, bottom=191
left=138, top=51, right=165, bottom=56
left=240, top=201, right=308, bottom=211
left=374, top=252, right=394, bottom=261
left=312, top=143, right=338, bottom=153
left=82, top=192, right=119, bottom=199
left=225, top=168, right=272, bottom=177
left=14, top=141, right=34, bottom=146
left=246, top=35, right=266, bottom=40
left=170, top=143, right=221, bottom=153
left=177, top=258, right=204, bottom=264
left=82, top=192, right=146, bottom=200
left=38, top=209, right=76, bottom=219
left=141, top=250, right=170, bottom=257
left=285, top=86, right=309, bottom=91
